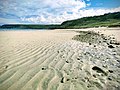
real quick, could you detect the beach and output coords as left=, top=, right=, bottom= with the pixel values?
left=0, top=28, right=120, bottom=90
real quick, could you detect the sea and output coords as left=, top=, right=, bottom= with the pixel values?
left=0, top=29, right=48, bottom=31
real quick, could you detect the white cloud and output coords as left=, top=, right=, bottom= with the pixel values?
left=79, top=7, right=120, bottom=17
left=0, top=18, right=19, bottom=24
left=20, top=0, right=87, bottom=24
left=22, top=6, right=120, bottom=24
left=0, top=0, right=120, bottom=24
left=42, top=0, right=86, bottom=8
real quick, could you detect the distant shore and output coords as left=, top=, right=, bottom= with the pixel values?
left=1, top=12, right=120, bottom=30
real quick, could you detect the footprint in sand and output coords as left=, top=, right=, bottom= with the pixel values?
left=92, top=66, right=107, bottom=76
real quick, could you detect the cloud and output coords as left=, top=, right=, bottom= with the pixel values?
left=0, top=0, right=120, bottom=24
left=22, top=7, right=120, bottom=24
left=0, top=18, right=19, bottom=24
left=78, top=7, right=120, bottom=17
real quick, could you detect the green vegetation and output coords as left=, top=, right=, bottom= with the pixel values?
left=61, top=12, right=120, bottom=28
left=0, top=12, right=120, bottom=29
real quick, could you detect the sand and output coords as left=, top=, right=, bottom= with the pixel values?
left=0, top=28, right=120, bottom=90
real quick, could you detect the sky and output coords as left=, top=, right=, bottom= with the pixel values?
left=0, top=0, right=120, bottom=25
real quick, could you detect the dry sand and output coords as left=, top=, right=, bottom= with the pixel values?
left=0, top=28, right=120, bottom=90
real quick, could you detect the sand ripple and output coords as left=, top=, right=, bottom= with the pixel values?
left=0, top=30, right=120, bottom=90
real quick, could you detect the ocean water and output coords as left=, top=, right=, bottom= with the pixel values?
left=0, top=29, right=47, bottom=31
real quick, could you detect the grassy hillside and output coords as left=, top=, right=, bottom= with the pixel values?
left=61, top=12, right=120, bottom=28
left=0, top=12, right=120, bottom=29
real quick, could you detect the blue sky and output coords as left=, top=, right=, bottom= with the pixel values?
left=0, top=0, right=120, bottom=24
left=85, top=0, right=120, bottom=8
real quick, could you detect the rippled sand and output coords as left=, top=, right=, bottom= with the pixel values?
left=0, top=29, right=120, bottom=90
